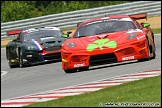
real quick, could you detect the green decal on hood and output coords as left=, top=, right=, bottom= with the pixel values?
left=86, top=38, right=117, bottom=52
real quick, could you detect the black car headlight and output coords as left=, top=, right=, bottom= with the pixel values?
left=127, top=33, right=138, bottom=40
left=26, top=46, right=38, bottom=50
left=66, top=42, right=76, bottom=48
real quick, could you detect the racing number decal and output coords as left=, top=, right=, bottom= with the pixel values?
left=86, top=38, right=117, bottom=52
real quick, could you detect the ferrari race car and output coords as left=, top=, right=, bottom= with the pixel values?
left=6, top=27, right=70, bottom=68
left=61, top=13, right=156, bottom=73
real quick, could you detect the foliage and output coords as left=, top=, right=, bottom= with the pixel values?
left=1, top=1, right=131, bottom=22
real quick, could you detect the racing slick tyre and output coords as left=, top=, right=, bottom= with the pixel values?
left=19, top=50, right=24, bottom=68
left=64, top=68, right=77, bottom=73
left=6, top=50, right=18, bottom=68
left=8, top=59, right=17, bottom=68
left=79, top=66, right=89, bottom=71
left=152, top=52, right=156, bottom=59
left=138, top=39, right=151, bottom=62
left=151, top=48, right=156, bottom=59
left=146, top=45, right=151, bottom=60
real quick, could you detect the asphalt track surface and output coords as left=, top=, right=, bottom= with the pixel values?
left=1, top=34, right=161, bottom=100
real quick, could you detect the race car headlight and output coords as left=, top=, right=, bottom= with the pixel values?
left=26, top=46, right=37, bottom=50
left=66, top=42, right=76, bottom=48
left=127, top=33, right=138, bottom=40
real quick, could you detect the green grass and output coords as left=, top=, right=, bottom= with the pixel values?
left=1, top=45, right=6, bottom=48
left=148, top=15, right=161, bottom=18
left=25, top=75, right=161, bottom=107
left=152, top=28, right=161, bottom=34
left=62, top=27, right=76, bottom=31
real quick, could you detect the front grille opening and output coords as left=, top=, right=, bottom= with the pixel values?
left=43, top=52, right=61, bottom=61
left=71, top=56, right=80, bottom=62
left=89, top=53, right=117, bottom=66
left=119, top=47, right=135, bottom=56
left=26, top=57, right=40, bottom=62
left=46, top=41, right=55, bottom=44
left=45, top=47, right=60, bottom=52
left=125, top=47, right=135, bottom=55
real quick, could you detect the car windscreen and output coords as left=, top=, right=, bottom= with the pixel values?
left=74, top=20, right=136, bottom=38
left=23, top=30, right=63, bottom=41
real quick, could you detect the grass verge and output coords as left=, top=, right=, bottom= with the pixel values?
left=1, top=45, right=6, bottom=48
left=25, top=75, right=161, bottom=107
left=152, top=28, right=161, bottom=34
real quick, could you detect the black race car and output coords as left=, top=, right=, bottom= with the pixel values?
left=6, top=27, right=70, bottom=68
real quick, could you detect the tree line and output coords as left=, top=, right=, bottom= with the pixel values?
left=1, top=1, right=131, bottom=23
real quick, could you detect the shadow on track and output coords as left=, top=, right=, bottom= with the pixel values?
left=68, top=60, right=150, bottom=74
left=11, top=59, right=62, bottom=68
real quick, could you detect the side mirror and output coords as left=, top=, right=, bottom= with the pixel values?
left=67, top=31, right=72, bottom=37
left=13, top=39, right=21, bottom=42
left=143, top=23, right=150, bottom=28
left=67, top=31, right=72, bottom=35
left=13, top=39, right=17, bottom=41
left=62, top=34, right=68, bottom=38
left=62, top=32, right=72, bottom=38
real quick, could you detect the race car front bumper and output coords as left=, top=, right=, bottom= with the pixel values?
left=61, top=39, right=149, bottom=70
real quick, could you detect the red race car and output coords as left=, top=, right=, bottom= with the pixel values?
left=61, top=13, right=156, bottom=73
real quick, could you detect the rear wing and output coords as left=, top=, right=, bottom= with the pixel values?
left=129, top=13, right=147, bottom=20
left=7, top=30, right=23, bottom=36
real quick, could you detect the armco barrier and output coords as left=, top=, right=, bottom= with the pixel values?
left=1, top=1, right=161, bottom=40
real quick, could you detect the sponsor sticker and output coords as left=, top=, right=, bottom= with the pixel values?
left=127, top=29, right=142, bottom=33
left=136, top=35, right=145, bottom=40
left=40, top=37, right=55, bottom=41
left=74, top=63, right=85, bottom=67
left=11, top=59, right=19, bottom=62
left=27, top=55, right=32, bottom=57
left=122, top=56, right=135, bottom=61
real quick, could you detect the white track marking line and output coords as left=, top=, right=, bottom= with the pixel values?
left=1, top=71, right=8, bottom=76
left=1, top=104, right=25, bottom=107
left=119, top=74, right=160, bottom=79
left=23, top=92, right=82, bottom=98
left=1, top=98, right=57, bottom=103
left=77, top=82, right=123, bottom=87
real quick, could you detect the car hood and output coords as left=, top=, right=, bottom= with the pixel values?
left=77, top=31, right=130, bottom=50
left=64, top=29, right=143, bottom=51
left=24, top=37, right=66, bottom=51
left=78, top=29, right=144, bottom=46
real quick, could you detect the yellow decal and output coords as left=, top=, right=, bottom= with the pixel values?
left=139, top=47, right=146, bottom=51
left=62, top=59, right=68, bottom=62
left=11, top=59, right=15, bottom=62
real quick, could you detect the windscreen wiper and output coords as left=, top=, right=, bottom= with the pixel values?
left=75, top=35, right=87, bottom=38
left=95, top=31, right=116, bottom=35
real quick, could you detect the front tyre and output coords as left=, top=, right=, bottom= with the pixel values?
left=146, top=45, right=151, bottom=60
left=8, top=59, right=16, bottom=68
left=7, top=49, right=18, bottom=68
left=138, top=39, right=151, bottom=62
left=79, top=66, right=89, bottom=71
left=19, top=50, right=24, bottom=68
left=151, top=47, right=156, bottom=59
left=64, top=68, right=77, bottom=73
